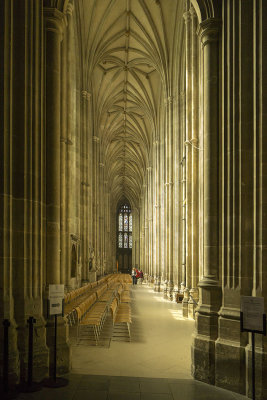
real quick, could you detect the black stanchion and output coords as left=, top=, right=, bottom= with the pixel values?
left=43, top=314, right=68, bottom=388
left=241, top=311, right=266, bottom=400
left=0, top=319, right=18, bottom=399
left=19, top=317, right=42, bottom=393
left=251, top=332, right=255, bottom=400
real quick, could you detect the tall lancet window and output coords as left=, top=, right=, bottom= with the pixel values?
left=117, top=204, right=132, bottom=248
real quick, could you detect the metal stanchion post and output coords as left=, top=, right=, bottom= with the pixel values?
left=19, top=317, right=42, bottom=393
left=251, top=332, right=255, bottom=400
left=43, top=310, right=68, bottom=388
left=0, top=320, right=18, bottom=399
left=3, top=319, right=10, bottom=393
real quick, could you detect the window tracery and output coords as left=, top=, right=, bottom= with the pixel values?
left=117, top=204, right=132, bottom=249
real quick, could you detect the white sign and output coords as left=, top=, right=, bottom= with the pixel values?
left=241, top=296, right=264, bottom=332
left=49, top=284, right=64, bottom=316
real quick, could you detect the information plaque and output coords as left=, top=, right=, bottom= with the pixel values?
left=241, top=296, right=265, bottom=333
left=48, top=284, right=64, bottom=316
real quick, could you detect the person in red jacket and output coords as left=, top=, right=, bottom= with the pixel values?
left=139, top=270, right=144, bottom=284
left=135, top=269, right=140, bottom=284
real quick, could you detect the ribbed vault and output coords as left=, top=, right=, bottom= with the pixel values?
left=75, top=0, right=182, bottom=208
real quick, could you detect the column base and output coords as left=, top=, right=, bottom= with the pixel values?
left=215, top=338, right=246, bottom=395
left=172, top=286, right=179, bottom=302
left=182, top=288, right=189, bottom=318
left=153, top=277, right=161, bottom=292
left=192, top=280, right=221, bottom=385
left=148, top=276, right=154, bottom=287
left=167, top=282, right=174, bottom=301
left=163, top=281, right=168, bottom=299
left=191, top=334, right=216, bottom=384
left=46, top=317, right=71, bottom=376
left=188, top=288, right=199, bottom=319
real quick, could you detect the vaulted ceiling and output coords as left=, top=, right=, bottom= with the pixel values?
left=75, top=0, right=184, bottom=209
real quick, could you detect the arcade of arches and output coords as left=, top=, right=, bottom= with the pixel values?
left=0, top=0, right=266, bottom=399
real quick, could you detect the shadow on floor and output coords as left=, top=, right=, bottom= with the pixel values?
left=17, top=373, right=248, bottom=400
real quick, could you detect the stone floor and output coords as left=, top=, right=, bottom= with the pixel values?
left=17, top=284, right=249, bottom=400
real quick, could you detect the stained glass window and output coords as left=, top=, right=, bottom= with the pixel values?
left=117, top=204, right=132, bottom=250
left=124, top=233, right=128, bottom=248
left=129, top=214, right=132, bottom=232
left=118, top=213, right=123, bottom=231
left=118, top=233, right=123, bottom=248
left=124, top=214, right=128, bottom=231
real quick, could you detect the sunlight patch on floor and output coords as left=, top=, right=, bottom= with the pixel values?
left=168, top=308, right=186, bottom=320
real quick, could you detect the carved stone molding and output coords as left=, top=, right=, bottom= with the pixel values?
left=93, top=136, right=100, bottom=143
left=183, top=10, right=191, bottom=24
left=70, top=233, right=80, bottom=242
left=44, top=8, right=66, bottom=39
left=199, top=18, right=221, bottom=46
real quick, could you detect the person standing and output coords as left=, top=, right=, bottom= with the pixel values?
left=135, top=268, right=140, bottom=284
left=131, top=267, right=136, bottom=285
left=139, top=270, right=144, bottom=284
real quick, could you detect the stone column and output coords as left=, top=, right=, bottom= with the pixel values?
left=45, top=9, right=65, bottom=285
left=99, top=162, right=105, bottom=275
left=147, top=167, right=153, bottom=281
left=80, top=90, right=90, bottom=283
left=44, top=8, right=70, bottom=375
left=192, top=18, right=221, bottom=384
left=182, top=10, right=192, bottom=316
left=153, top=140, right=161, bottom=292
left=166, top=97, right=174, bottom=300
left=172, top=95, right=179, bottom=301
left=85, top=93, right=91, bottom=281
left=159, top=121, right=166, bottom=292
left=188, top=7, right=199, bottom=318
left=60, top=15, right=68, bottom=286
left=65, top=4, right=76, bottom=289
left=179, top=92, right=186, bottom=292
left=93, top=135, right=100, bottom=278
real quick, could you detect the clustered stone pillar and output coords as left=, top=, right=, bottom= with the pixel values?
left=182, top=9, right=192, bottom=316
left=182, top=5, right=200, bottom=318
left=147, top=167, right=153, bottom=280
left=44, top=7, right=70, bottom=375
left=192, top=18, right=221, bottom=384
left=153, top=140, right=161, bottom=292
left=80, top=90, right=91, bottom=283
left=93, top=135, right=100, bottom=276
left=188, top=7, right=199, bottom=318
left=45, top=9, right=65, bottom=286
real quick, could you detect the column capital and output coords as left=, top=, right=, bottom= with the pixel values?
left=189, top=6, right=197, bottom=18
left=93, top=136, right=100, bottom=143
left=183, top=10, right=191, bottom=24
left=164, top=96, right=173, bottom=106
left=82, top=90, right=91, bottom=101
left=199, top=18, right=221, bottom=46
left=66, top=3, right=74, bottom=16
left=44, top=8, right=66, bottom=38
